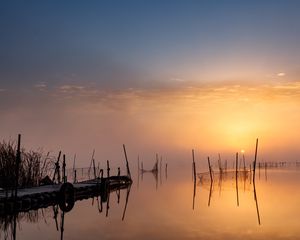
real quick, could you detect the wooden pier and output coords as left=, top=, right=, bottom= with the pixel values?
left=0, top=176, right=132, bottom=216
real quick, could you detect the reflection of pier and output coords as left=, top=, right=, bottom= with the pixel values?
left=0, top=178, right=132, bottom=240
left=0, top=176, right=132, bottom=215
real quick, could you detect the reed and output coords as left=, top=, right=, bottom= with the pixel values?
left=0, top=139, right=54, bottom=190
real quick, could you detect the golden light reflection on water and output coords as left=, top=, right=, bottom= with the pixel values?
left=14, top=168, right=300, bottom=240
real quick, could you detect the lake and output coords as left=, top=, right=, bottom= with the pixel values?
left=3, top=164, right=300, bottom=240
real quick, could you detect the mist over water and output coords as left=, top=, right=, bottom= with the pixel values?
left=1, top=83, right=300, bottom=168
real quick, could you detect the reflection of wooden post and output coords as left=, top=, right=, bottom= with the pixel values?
left=208, top=157, right=213, bottom=182
left=192, top=176, right=196, bottom=210
left=253, top=138, right=259, bottom=183
left=235, top=152, right=239, bottom=206
left=253, top=181, right=261, bottom=225
left=122, top=184, right=132, bottom=221
left=218, top=153, right=222, bottom=174
left=208, top=181, right=213, bottom=206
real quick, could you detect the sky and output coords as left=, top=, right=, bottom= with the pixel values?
left=1, top=1, right=300, bottom=167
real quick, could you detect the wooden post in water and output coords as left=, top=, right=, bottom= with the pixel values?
left=235, top=152, right=239, bottom=207
left=123, top=144, right=131, bottom=179
left=100, top=169, right=103, bottom=180
left=208, top=157, right=213, bottom=182
left=218, top=153, right=222, bottom=174
left=74, top=170, right=77, bottom=183
left=73, top=154, right=76, bottom=183
left=107, top=160, right=110, bottom=178
left=14, top=134, right=21, bottom=198
left=165, top=163, right=168, bottom=179
left=53, top=151, right=61, bottom=183
left=62, top=154, right=66, bottom=183
left=192, top=149, right=196, bottom=182
left=92, top=157, right=96, bottom=179
left=235, top=152, right=239, bottom=177
left=252, top=138, right=259, bottom=183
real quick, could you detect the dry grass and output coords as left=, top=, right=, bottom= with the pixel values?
left=0, top=140, right=55, bottom=190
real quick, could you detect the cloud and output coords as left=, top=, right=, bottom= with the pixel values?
left=34, top=82, right=47, bottom=90
left=277, top=72, right=286, bottom=77
left=59, top=85, right=85, bottom=92
left=170, top=78, right=185, bottom=82
left=0, top=89, right=6, bottom=92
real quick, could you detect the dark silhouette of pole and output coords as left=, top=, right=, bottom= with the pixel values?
left=123, top=144, right=131, bottom=179
left=253, top=138, right=259, bottom=183
left=14, top=134, right=21, bottom=198
left=208, top=157, right=213, bottom=182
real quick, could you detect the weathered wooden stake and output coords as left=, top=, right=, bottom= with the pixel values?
left=14, top=134, right=21, bottom=198
left=62, top=154, right=66, bottom=183
left=73, top=154, right=76, bottom=183
left=192, top=149, right=196, bottom=182
left=123, top=144, right=131, bottom=179
left=207, top=157, right=213, bottom=182
left=53, top=151, right=61, bottom=183
left=253, top=138, right=259, bottom=183
left=92, top=157, right=96, bottom=179
left=235, top=152, right=239, bottom=177
left=107, top=160, right=110, bottom=178
left=165, top=163, right=168, bottom=179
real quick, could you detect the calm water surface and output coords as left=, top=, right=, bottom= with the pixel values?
left=2, top=166, right=300, bottom=240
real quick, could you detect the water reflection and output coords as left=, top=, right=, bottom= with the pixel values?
left=196, top=168, right=262, bottom=225
left=137, top=155, right=168, bottom=190
left=3, top=165, right=300, bottom=239
left=0, top=182, right=132, bottom=240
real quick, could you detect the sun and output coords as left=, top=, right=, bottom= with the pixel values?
left=241, top=149, right=245, bottom=154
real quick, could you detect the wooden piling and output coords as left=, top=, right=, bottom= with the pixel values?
left=192, top=149, right=196, bottom=182
left=62, top=154, right=66, bottom=183
left=92, top=157, right=96, bottom=179
left=14, top=134, right=21, bottom=198
left=207, top=157, right=213, bottom=182
left=107, top=160, right=110, bottom=178
left=165, top=163, right=168, bottom=179
left=73, top=154, right=76, bottom=183
left=253, top=138, right=259, bottom=183
left=123, top=144, right=131, bottom=179
left=235, top=152, right=238, bottom=177
left=53, top=151, right=61, bottom=183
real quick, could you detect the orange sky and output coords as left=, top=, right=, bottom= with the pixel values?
left=1, top=81, right=300, bottom=167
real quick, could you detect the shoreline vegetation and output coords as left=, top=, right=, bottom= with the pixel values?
left=0, top=140, right=54, bottom=191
